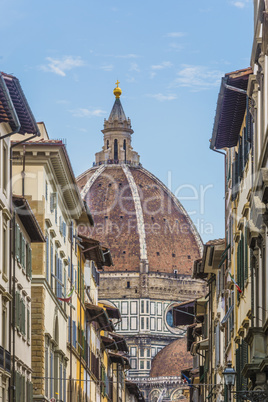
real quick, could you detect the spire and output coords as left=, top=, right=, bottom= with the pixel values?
left=109, top=81, right=127, bottom=122
left=94, top=82, right=140, bottom=166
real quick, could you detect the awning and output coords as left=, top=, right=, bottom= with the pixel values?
left=190, top=339, right=209, bottom=355
left=101, top=335, right=117, bottom=350
left=80, top=235, right=113, bottom=269
left=109, top=352, right=130, bottom=368
left=197, top=338, right=209, bottom=350
left=125, top=381, right=145, bottom=401
left=101, top=304, right=121, bottom=320
left=13, top=195, right=45, bottom=243
left=85, top=302, right=114, bottom=332
left=172, top=300, right=195, bottom=326
left=210, top=68, right=252, bottom=150
left=195, top=298, right=207, bottom=318
left=221, top=305, right=234, bottom=325
left=108, top=332, right=128, bottom=353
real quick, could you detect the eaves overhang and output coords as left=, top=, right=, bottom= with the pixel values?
left=11, top=141, right=84, bottom=219
left=1, top=72, right=40, bottom=136
left=210, top=68, right=252, bottom=150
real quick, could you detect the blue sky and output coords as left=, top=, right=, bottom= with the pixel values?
left=1, top=0, right=253, bottom=242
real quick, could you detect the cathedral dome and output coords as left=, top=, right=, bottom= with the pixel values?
left=77, top=86, right=202, bottom=275
left=150, top=337, right=192, bottom=378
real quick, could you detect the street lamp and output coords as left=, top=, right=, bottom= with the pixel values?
left=223, top=361, right=236, bottom=402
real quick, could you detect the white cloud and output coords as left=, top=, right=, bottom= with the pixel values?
left=165, top=32, right=186, bottom=38
left=151, top=61, right=173, bottom=70
left=174, top=65, right=223, bottom=91
left=100, top=64, right=114, bottom=71
left=70, top=108, right=107, bottom=118
left=116, top=54, right=140, bottom=59
left=147, top=93, right=177, bottom=102
left=40, top=56, right=85, bottom=76
left=129, top=62, right=140, bottom=72
left=233, top=1, right=245, bottom=7
left=231, top=0, right=248, bottom=8
left=168, top=43, right=184, bottom=51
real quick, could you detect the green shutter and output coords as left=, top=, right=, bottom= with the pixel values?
left=27, top=309, right=30, bottom=341
left=16, top=224, right=20, bottom=261
left=27, top=246, right=32, bottom=279
left=241, top=234, right=244, bottom=290
left=245, top=230, right=248, bottom=280
left=16, top=292, right=20, bottom=328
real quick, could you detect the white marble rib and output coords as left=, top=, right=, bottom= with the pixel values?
left=122, top=164, right=148, bottom=261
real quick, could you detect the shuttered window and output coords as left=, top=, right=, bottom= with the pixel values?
left=236, top=341, right=248, bottom=394
left=26, top=244, right=32, bottom=279
left=46, top=236, right=49, bottom=281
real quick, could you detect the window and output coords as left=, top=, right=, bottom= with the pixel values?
left=46, top=235, right=49, bottom=281
left=147, top=349, right=150, bottom=357
left=50, top=351, right=54, bottom=397
left=147, top=360, right=151, bottom=370
left=45, top=344, right=49, bottom=396
left=114, top=139, right=118, bottom=160
left=150, top=317, right=155, bottom=331
left=157, top=303, right=162, bottom=316
left=2, top=226, right=8, bottom=276
left=127, top=281, right=130, bottom=288
left=26, top=244, right=32, bottom=279
left=27, top=308, right=30, bottom=342
left=146, top=300, right=149, bottom=313
left=130, top=317, right=137, bottom=330
left=150, top=302, right=155, bottom=315
left=157, top=318, right=162, bottom=331
left=130, top=347, right=136, bottom=357
left=50, top=242, right=54, bottom=288
left=45, top=181, right=48, bottom=200
left=15, top=292, right=26, bottom=335
left=141, top=300, right=144, bottom=314
left=2, top=308, right=6, bottom=348
left=130, top=301, right=137, bottom=314
left=121, top=317, right=128, bottom=330
left=151, top=347, right=156, bottom=357
left=130, top=358, right=137, bottom=369
left=3, top=143, right=8, bottom=191
left=141, top=317, right=144, bottom=330
left=140, top=361, right=144, bottom=370
left=140, top=348, right=144, bottom=357
left=121, top=301, right=128, bottom=315
left=146, top=317, right=149, bottom=329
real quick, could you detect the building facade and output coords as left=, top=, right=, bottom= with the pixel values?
left=0, top=71, right=41, bottom=402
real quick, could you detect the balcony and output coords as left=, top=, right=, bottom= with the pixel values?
left=0, top=346, right=11, bottom=372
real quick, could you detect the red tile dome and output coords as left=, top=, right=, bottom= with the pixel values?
left=77, top=164, right=202, bottom=275
left=150, top=337, right=192, bottom=378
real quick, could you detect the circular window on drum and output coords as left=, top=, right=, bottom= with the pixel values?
left=164, top=302, right=187, bottom=335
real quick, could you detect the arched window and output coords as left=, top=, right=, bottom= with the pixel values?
left=114, top=139, right=118, bottom=160
left=123, top=139, right=126, bottom=162
left=107, top=140, right=109, bottom=149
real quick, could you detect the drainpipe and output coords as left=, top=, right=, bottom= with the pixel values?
left=10, top=131, right=40, bottom=402
left=22, top=145, right=26, bottom=196
left=79, top=248, right=82, bottom=401
left=69, top=221, right=73, bottom=402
